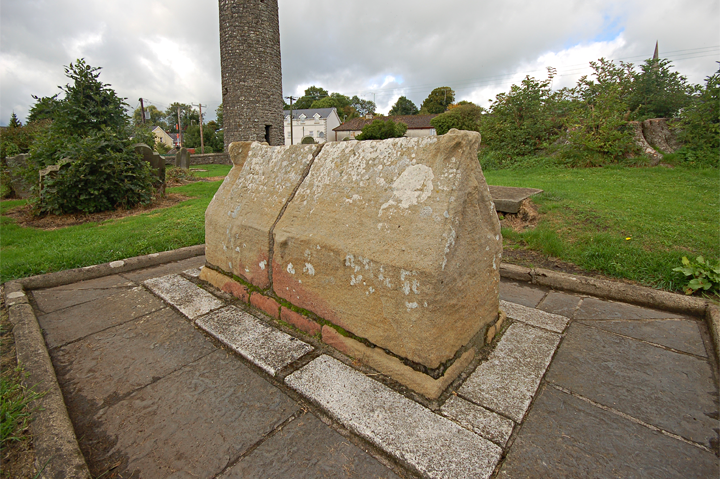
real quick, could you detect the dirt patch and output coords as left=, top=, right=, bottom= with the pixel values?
left=1, top=287, right=38, bottom=479
left=3, top=194, right=191, bottom=230
left=499, top=198, right=539, bottom=232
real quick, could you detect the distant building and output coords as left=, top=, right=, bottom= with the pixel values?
left=332, top=114, right=439, bottom=141
left=152, top=126, right=175, bottom=149
left=283, top=108, right=342, bottom=145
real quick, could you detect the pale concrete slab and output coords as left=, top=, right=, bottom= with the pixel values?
left=546, top=323, right=718, bottom=448
left=220, top=413, right=401, bottom=479
left=286, top=355, right=502, bottom=479
left=536, top=291, right=582, bottom=318
left=196, top=306, right=313, bottom=376
left=499, top=281, right=547, bottom=308
left=37, top=286, right=166, bottom=349
left=578, top=318, right=707, bottom=357
left=459, top=322, right=561, bottom=422
left=498, top=386, right=719, bottom=479
left=500, top=300, right=569, bottom=333
left=441, top=395, right=515, bottom=447
left=488, top=185, right=543, bottom=214
left=575, top=297, right=688, bottom=320
left=144, top=274, right=224, bottom=320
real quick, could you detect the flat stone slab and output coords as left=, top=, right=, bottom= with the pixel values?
left=459, top=322, right=561, bottom=422
left=121, top=255, right=206, bottom=282
left=37, top=286, right=166, bottom=349
left=220, top=413, right=401, bottom=478
left=89, top=350, right=300, bottom=478
left=536, top=291, right=582, bottom=318
left=500, top=299, right=569, bottom=333
left=499, top=281, right=547, bottom=308
left=575, top=297, right=687, bottom=320
left=196, top=306, right=313, bottom=376
left=32, top=274, right=135, bottom=314
left=51, top=307, right=216, bottom=401
left=144, top=274, right=224, bottom=320
left=286, top=355, right=502, bottom=479
left=546, top=323, right=718, bottom=448
left=488, top=185, right=543, bottom=214
left=441, top=395, right=515, bottom=447
left=579, top=318, right=708, bottom=357
left=498, top=386, right=719, bottom=478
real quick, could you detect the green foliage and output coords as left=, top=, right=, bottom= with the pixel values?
left=155, top=141, right=171, bottom=155
left=291, top=86, right=330, bottom=110
left=8, top=113, right=22, bottom=128
left=350, top=96, right=376, bottom=116
left=166, top=166, right=198, bottom=182
left=356, top=119, right=407, bottom=140
left=431, top=103, right=483, bottom=135
left=300, top=136, right=316, bottom=144
left=310, top=93, right=357, bottom=120
left=215, top=103, right=223, bottom=129
left=1, top=365, right=45, bottom=446
left=133, top=104, right=168, bottom=130
left=163, top=102, right=198, bottom=133
left=675, top=66, right=719, bottom=167
left=480, top=75, right=565, bottom=162
left=673, top=256, right=720, bottom=295
left=628, top=58, right=692, bottom=121
left=0, top=119, right=51, bottom=159
left=419, top=87, right=455, bottom=114
left=389, top=96, right=419, bottom=116
left=35, top=128, right=155, bottom=215
left=27, top=95, right=60, bottom=124
left=183, top=124, right=220, bottom=153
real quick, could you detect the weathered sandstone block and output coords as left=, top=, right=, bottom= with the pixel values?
left=272, top=130, right=501, bottom=369
left=205, top=141, right=319, bottom=289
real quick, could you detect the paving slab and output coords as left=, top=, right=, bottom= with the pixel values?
left=196, top=305, right=314, bottom=376
left=578, top=318, right=708, bottom=357
left=498, top=280, right=547, bottom=308
left=498, top=386, right=719, bottom=479
left=50, top=307, right=217, bottom=402
left=286, top=355, right=502, bottom=479
left=121, top=255, right=206, bottom=282
left=32, top=274, right=135, bottom=313
left=88, top=350, right=301, bottom=479
left=488, top=185, right=543, bottom=214
left=546, top=322, right=718, bottom=448
left=458, top=322, right=561, bottom=422
left=220, top=413, right=401, bottom=479
left=183, top=266, right=202, bottom=278
left=575, top=296, right=688, bottom=320
left=37, top=286, right=165, bottom=349
left=500, top=299, right=569, bottom=333
left=144, top=274, right=224, bottom=319
left=440, top=395, right=514, bottom=447
left=536, top=291, right=582, bottom=318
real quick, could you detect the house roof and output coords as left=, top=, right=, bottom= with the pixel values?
left=333, top=114, right=438, bottom=132
left=282, top=108, right=338, bottom=120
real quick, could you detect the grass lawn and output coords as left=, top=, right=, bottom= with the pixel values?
left=0, top=165, right=232, bottom=283
left=484, top=165, right=719, bottom=291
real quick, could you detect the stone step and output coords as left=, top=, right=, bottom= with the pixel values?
left=144, top=274, right=224, bottom=319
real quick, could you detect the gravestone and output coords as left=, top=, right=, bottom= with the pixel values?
left=175, top=148, right=190, bottom=169
left=203, top=130, right=503, bottom=398
left=4, top=153, right=32, bottom=198
left=133, top=143, right=165, bottom=193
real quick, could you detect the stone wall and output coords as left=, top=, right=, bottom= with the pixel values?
left=219, top=0, right=284, bottom=149
left=202, top=130, right=502, bottom=398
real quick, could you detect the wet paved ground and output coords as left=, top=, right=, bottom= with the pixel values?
left=30, top=256, right=719, bottom=478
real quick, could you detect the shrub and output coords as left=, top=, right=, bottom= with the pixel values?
left=674, top=66, right=719, bottom=168
left=301, top=136, right=316, bottom=144
left=431, top=104, right=483, bottom=135
left=356, top=119, right=407, bottom=140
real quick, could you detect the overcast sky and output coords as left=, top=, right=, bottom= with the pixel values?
left=1, top=0, right=718, bottom=126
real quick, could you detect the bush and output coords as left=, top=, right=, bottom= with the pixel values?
left=431, top=104, right=483, bottom=135
left=301, top=136, right=316, bottom=144
left=674, top=67, right=719, bottom=168
left=356, top=119, right=407, bottom=140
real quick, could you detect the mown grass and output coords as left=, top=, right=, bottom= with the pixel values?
left=484, top=165, right=720, bottom=291
left=0, top=165, right=232, bottom=283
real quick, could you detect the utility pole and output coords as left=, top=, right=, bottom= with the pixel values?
left=139, top=98, right=146, bottom=125
left=192, top=103, right=207, bottom=154
left=285, top=96, right=296, bottom=145
left=177, top=107, right=183, bottom=147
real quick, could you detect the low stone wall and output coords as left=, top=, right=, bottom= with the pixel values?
left=190, top=152, right=230, bottom=165
left=202, top=130, right=502, bottom=398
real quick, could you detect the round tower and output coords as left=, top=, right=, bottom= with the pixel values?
left=218, top=0, right=284, bottom=149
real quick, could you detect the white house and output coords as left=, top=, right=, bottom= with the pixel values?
left=283, top=108, right=342, bottom=145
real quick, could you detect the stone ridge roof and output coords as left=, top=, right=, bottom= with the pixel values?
left=333, top=114, right=438, bottom=132
left=282, top=108, right=338, bottom=120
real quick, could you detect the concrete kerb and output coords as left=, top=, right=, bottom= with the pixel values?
left=2, top=245, right=206, bottom=479
left=499, top=263, right=719, bottom=362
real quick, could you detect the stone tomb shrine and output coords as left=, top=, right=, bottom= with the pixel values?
left=202, top=130, right=502, bottom=398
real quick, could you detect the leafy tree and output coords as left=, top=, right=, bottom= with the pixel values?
left=27, top=95, right=60, bottom=123
left=356, top=119, right=407, bottom=140
left=184, top=124, right=220, bottom=153
left=0, top=120, right=51, bottom=158
left=419, top=87, right=455, bottom=114
left=350, top=96, right=376, bottom=116
left=215, top=103, right=223, bottom=129
left=389, top=96, right=418, bottom=116
left=8, top=113, right=22, bottom=128
left=163, top=102, right=199, bottom=133
left=628, top=58, right=692, bottom=120
left=675, top=65, right=719, bottom=166
left=290, top=86, right=330, bottom=110
left=311, top=93, right=354, bottom=119
left=431, top=103, right=483, bottom=135
left=133, top=105, right=168, bottom=130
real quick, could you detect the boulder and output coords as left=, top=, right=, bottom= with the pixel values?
left=4, top=153, right=32, bottom=198
left=629, top=121, right=662, bottom=166
left=642, top=118, right=680, bottom=154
